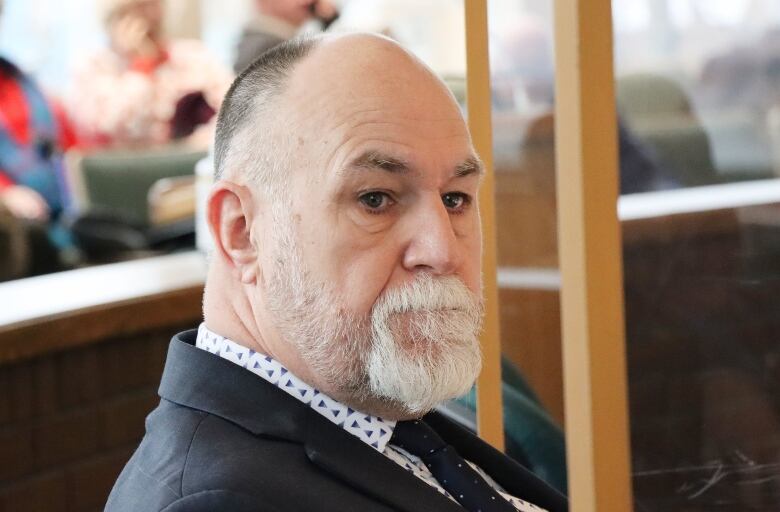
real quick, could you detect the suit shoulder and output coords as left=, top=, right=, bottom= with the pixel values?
left=180, top=412, right=304, bottom=496
left=106, top=400, right=209, bottom=511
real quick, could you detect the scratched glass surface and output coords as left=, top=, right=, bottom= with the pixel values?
left=487, top=0, right=780, bottom=509
left=615, top=1, right=780, bottom=510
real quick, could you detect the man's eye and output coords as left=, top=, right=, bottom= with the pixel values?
left=358, top=191, right=394, bottom=212
left=442, top=192, right=470, bottom=211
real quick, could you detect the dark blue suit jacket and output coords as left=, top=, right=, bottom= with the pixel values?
left=106, top=330, right=568, bottom=511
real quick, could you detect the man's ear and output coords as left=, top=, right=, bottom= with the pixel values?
left=207, top=181, right=262, bottom=284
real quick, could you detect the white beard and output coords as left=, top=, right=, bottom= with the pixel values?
left=264, top=212, right=483, bottom=416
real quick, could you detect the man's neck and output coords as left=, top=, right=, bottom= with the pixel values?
left=203, top=285, right=325, bottom=398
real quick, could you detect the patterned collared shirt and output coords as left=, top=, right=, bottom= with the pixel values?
left=196, top=324, right=546, bottom=512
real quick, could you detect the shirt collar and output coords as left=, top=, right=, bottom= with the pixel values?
left=195, top=323, right=396, bottom=453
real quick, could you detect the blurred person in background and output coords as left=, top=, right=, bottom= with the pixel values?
left=234, top=0, right=338, bottom=74
left=489, top=14, right=554, bottom=111
left=67, top=0, right=232, bottom=150
left=0, top=0, right=79, bottom=279
left=490, top=11, right=678, bottom=194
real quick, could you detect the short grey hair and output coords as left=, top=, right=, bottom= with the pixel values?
left=214, top=35, right=320, bottom=192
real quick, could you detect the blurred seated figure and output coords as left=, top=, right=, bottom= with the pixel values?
left=618, top=120, right=680, bottom=194
left=67, top=0, right=232, bottom=149
left=489, top=14, right=679, bottom=194
left=696, top=27, right=780, bottom=179
left=0, top=55, right=78, bottom=279
left=617, top=73, right=719, bottom=188
left=698, top=27, right=780, bottom=115
left=234, top=0, right=338, bottom=74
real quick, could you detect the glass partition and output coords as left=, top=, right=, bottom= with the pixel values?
left=483, top=1, right=780, bottom=507
left=487, top=0, right=567, bottom=494
left=614, top=1, right=780, bottom=509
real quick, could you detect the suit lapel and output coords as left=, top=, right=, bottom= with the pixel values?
left=303, top=410, right=464, bottom=512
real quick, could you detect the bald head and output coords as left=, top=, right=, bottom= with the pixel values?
left=213, top=33, right=467, bottom=195
left=286, top=33, right=458, bottom=110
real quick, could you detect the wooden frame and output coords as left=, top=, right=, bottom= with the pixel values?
left=464, top=0, right=505, bottom=451
left=554, top=0, right=634, bottom=510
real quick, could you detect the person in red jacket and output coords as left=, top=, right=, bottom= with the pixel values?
left=0, top=56, right=78, bottom=277
left=0, top=58, right=76, bottom=221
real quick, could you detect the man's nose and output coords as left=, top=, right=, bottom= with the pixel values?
left=402, top=200, right=461, bottom=275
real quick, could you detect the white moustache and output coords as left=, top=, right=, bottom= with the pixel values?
left=372, top=274, right=482, bottom=320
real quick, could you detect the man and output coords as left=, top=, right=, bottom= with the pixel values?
left=233, top=0, right=338, bottom=73
left=106, top=33, right=567, bottom=512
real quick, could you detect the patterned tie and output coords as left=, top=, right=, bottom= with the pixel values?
left=391, top=419, right=516, bottom=512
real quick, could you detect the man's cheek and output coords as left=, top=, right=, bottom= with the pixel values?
left=342, top=265, right=394, bottom=312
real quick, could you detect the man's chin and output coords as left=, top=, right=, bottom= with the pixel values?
left=366, top=357, right=481, bottom=416
left=343, top=391, right=450, bottom=421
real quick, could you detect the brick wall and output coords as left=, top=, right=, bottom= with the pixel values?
left=0, top=325, right=191, bottom=512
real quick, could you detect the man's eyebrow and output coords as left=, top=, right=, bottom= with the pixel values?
left=346, top=151, right=411, bottom=174
left=454, top=156, right=484, bottom=178
left=341, top=151, right=484, bottom=178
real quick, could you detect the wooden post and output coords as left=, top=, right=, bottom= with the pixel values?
left=554, top=0, right=634, bottom=510
left=464, top=0, right=505, bottom=451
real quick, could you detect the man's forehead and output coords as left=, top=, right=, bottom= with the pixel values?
left=284, top=34, right=461, bottom=119
left=273, top=34, right=473, bottom=178
left=324, top=97, right=468, bottom=135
